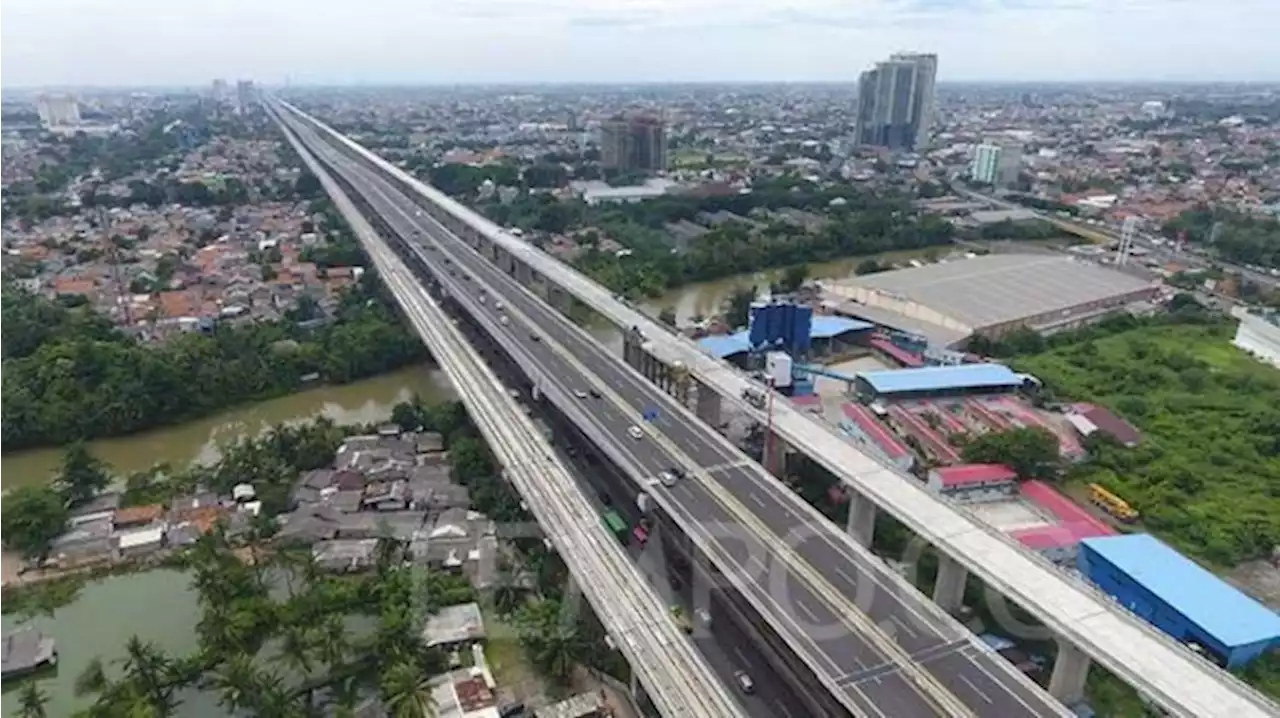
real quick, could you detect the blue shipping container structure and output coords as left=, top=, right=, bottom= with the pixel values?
left=792, top=304, right=813, bottom=356
left=748, top=301, right=813, bottom=356
left=1077, top=534, right=1280, bottom=668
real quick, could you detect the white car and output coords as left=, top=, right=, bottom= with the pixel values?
left=573, top=390, right=588, bottom=399
left=495, top=301, right=505, bottom=311
left=500, top=316, right=510, bottom=326
left=627, top=426, right=644, bottom=441
left=658, top=470, right=678, bottom=487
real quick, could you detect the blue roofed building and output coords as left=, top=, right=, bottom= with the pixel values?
left=1078, top=534, right=1280, bottom=668
left=697, top=315, right=875, bottom=364
left=698, top=332, right=752, bottom=360
left=854, top=363, right=1025, bottom=400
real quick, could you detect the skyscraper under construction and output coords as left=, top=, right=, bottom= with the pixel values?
left=599, top=113, right=668, bottom=173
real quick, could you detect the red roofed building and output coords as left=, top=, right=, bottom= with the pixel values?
left=1014, top=480, right=1116, bottom=563
left=1011, top=522, right=1114, bottom=564
left=841, top=404, right=915, bottom=470
left=1066, top=403, right=1142, bottom=447
left=926, top=464, right=1017, bottom=503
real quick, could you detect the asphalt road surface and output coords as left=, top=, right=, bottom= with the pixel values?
left=303, top=132, right=1067, bottom=718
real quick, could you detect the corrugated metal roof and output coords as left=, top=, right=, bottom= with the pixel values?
left=1081, top=534, right=1280, bottom=648
left=697, top=332, right=751, bottom=358
left=859, top=363, right=1022, bottom=395
left=810, top=316, right=874, bottom=339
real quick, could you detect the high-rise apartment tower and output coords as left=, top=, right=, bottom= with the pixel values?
left=854, top=52, right=938, bottom=152
left=600, top=113, right=668, bottom=173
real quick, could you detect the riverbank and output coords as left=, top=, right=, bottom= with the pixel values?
left=1, top=364, right=452, bottom=491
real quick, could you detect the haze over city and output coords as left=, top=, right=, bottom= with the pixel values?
left=4, top=0, right=1279, bottom=87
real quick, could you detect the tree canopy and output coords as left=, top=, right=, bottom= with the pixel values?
left=1, top=485, right=69, bottom=560
left=997, top=316, right=1280, bottom=566
left=960, top=427, right=1061, bottom=479
left=1, top=276, right=424, bottom=450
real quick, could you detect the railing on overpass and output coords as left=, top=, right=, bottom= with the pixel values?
left=274, top=99, right=1280, bottom=718
left=272, top=106, right=747, bottom=718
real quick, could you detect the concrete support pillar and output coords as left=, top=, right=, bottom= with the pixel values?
left=695, top=384, right=721, bottom=426
left=516, top=261, right=532, bottom=286
left=764, top=433, right=789, bottom=478
left=932, top=555, right=968, bottom=614
left=845, top=491, right=877, bottom=548
left=548, top=287, right=569, bottom=314
left=1048, top=639, right=1092, bottom=706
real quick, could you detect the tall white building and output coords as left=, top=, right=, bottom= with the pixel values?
left=970, top=141, right=1022, bottom=187
left=36, top=95, right=81, bottom=129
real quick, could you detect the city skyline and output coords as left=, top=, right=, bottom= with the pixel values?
left=3, top=0, right=1278, bottom=87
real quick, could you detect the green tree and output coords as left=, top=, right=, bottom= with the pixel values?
left=515, top=598, right=588, bottom=685
left=380, top=661, right=439, bottom=718
left=777, top=264, right=809, bottom=293
left=657, top=307, right=677, bottom=328
left=722, top=286, right=757, bottom=330
left=1, top=485, right=69, bottom=559
left=961, top=427, right=1061, bottom=479
left=16, top=681, right=50, bottom=718
left=58, top=442, right=110, bottom=507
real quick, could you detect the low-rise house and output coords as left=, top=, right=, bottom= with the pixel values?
left=114, top=504, right=165, bottom=530
left=313, top=538, right=379, bottom=573
left=2, top=629, right=58, bottom=680
left=421, top=602, right=486, bottom=651
left=534, top=692, right=610, bottom=718
left=68, top=492, right=122, bottom=527
left=48, top=517, right=115, bottom=567
left=116, top=523, right=167, bottom=558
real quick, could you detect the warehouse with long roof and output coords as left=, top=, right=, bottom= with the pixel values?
left=823, top=254, right=1159, bottom=346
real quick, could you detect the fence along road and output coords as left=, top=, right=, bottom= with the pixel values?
left=273, top=108, right=748, bottom=718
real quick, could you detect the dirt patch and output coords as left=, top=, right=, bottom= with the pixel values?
left=1224, top=559, right=1280, bottom=610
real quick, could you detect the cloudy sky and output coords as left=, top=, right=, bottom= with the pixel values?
left=3, top=0, right=1276, bottom=87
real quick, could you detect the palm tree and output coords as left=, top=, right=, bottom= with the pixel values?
left=210, top=654, right=262, bottom=714
left=316, top=615, right=349, bottom=672
left=121, top=637, right=178, bottom=714
left=380, top=660, right=438, bottom=718
left=16, top=681, right=49, bottom=718
left=515, top=599, right=588, bottom=685
left=75, top=656, right=109, bottom=697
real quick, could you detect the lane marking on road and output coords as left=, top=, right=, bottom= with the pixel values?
left=958, top=673, right=993, bottom=705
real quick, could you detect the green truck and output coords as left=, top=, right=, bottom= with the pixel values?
left=601, top=510, right=628, bottom=543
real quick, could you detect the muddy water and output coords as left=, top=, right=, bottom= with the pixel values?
left=2, top=365, right=453, bottom=489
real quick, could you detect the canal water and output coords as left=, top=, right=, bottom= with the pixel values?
left=635, top=247, right=947, bottom=324
left=1, top=365, right=454, bottom=491
left=0, top=570, right=207, bottom=717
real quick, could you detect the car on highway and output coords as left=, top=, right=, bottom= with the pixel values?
left=479, top=295, right=486, bottom=305
left=588, top=388, right=601, bottom=399
left=495, top=301, right=504, bottom=311
left=500, top=316, right=510, bottom=326
left=530, top=332, right=541, bottom=342
left=733, top=670, right=755, bottom=694
left=627, top=426, right=643, bottom=440
left=695, top=607, right=712, bottom=627
left=669, top=605, right=692, bottom=634
left=573, top=390, right=588, bottom=399
left=658, top=470, right=679, bottom=488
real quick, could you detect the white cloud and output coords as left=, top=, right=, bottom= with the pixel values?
left=1, top=0, right=1275, bottom=86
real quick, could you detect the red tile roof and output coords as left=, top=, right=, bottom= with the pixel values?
left=931, top=463, right=1017, bottom=487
